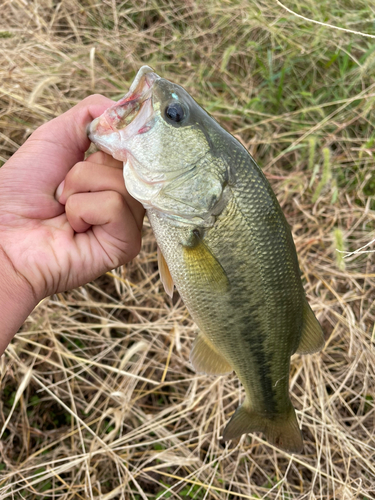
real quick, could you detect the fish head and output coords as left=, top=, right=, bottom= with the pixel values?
left=89, top=66, right=230, bottom=221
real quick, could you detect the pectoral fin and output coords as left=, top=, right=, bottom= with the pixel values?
left=190, top=332, right=232, bottom=375
left=182, top=232, right=230, bottom=293
left=295, top=301, right=325, bottom=355
left=157, top=246, right=174, bottom=298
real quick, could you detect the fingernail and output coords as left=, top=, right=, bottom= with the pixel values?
left=55, top=180, right=65, bottom=201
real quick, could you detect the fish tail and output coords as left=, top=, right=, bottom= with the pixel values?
left=222, top=400, right=303, bottom=453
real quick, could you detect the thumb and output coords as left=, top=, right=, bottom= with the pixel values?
left=21, top=94, right=115, bottom=178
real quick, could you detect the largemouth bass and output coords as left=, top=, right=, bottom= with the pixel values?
left=88, top=66, right=324, bottom=453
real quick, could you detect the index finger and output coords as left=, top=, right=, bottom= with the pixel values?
left=85, top=151, right=123, bottom=169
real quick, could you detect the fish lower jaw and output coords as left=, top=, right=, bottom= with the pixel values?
left=124, top=157, right=167, bottom=186
left=147, top=207, right=216, bottom=228
left=123, top=160, right=166, bottom=209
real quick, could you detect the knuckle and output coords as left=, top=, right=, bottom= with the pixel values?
left=30, top=122, right=49, bottom=140
left=128, top=237, right=142, bottom=261
left=64, top=194, right=75, bottom=212
left=117, top=236, right=141, bottom=265
left=66, top=161, right=86, bottom=186
left=65, top=193, right=82, bottom=215
left=87, top=150, right=108, bottom=164
left=107, top=191, right=125, bottom=211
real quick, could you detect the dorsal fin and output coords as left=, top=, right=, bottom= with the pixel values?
left=157, top=246, right=174, bottom=298
left=295, top=301, right=325, bottom=355
left=190, top=332, right=232, bottom=375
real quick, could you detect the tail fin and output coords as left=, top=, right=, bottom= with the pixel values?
left=222, top=400, right=303, bottom=453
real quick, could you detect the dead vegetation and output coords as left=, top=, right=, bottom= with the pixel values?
left=1, top=0, right=375, bottom=498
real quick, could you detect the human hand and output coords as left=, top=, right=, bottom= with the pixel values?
left=0, top=95, right=145, bottom=350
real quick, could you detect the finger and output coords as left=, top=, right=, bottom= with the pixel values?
left=19, top=95, right=115, bottom=183
left=55, top=151, right=122, bottom=201
left=58, top=160, right=145, bottom=230
left=83, top=155, right=144, bottom=226
left=65, top=191, right=142, bottom=263
left=58, top=161, right=126, bottom=204
left=85, top=151, right=123, bottom=169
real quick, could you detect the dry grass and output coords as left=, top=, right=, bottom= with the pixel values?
left=1, top=0, right=375, bottom=498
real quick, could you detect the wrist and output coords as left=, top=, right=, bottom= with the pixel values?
left=0, top=246, right=39, bottom=355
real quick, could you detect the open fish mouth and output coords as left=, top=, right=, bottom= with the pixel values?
left=88, top=66, right=159, bottom=160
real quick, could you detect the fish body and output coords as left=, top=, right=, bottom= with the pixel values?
left=88, top=66, right=324, bottom=453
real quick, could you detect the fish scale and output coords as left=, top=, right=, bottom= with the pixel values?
left=88, top=65, right=325, bottom=453
left=149, top=142, right=303, bottom=433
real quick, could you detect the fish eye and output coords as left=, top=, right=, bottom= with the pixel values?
left=164, top=102, right=185, bottom=124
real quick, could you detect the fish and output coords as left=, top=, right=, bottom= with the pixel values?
left=88, top=66, right=324, bottom=453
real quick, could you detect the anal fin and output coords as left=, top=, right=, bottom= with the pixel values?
left=157, top=246, right=174, bottom=298
left=295, top=301, right=325, bottom=355
left=190, top=332, right=232, bottom=375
